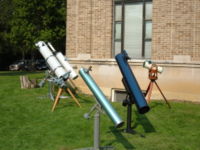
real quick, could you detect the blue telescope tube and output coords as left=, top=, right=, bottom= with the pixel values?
left=115, top=50, right=150, bottom=114
left=79, top=68, right=124, bottom=128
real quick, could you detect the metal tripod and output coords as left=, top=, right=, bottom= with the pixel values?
left=77, top=103, right=114, bottom=150
left=145, top=65, right=171, bottom=108
left=121, top=95, right=136, bottom=134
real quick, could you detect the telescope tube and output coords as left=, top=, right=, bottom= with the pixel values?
left=35, top=41, right=67, bottom=78
left=47, top=42, right=78, bottom=80
left=55, top=52, right=78, bottom=80
left=79, top=68, right=124, bottom=128
left=115, top=50, right=150, bottom=114
left=143, top=60, right=163, bottom=73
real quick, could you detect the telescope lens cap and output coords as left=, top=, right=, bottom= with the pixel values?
left=139, top=106, right=150, bottom=114
left=116, top=121, right=124, bottom=128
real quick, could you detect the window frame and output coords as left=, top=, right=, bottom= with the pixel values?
left=113, top=0, right=153, bottom=59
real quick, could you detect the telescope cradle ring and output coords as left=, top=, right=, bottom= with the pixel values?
left=44, top=58, right=67, bottom=78
left=45, top=54, right=55, bottom=62
left=52, top=66, right=67, bottom=77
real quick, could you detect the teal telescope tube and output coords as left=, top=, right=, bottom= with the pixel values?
left=79, top=68, right=124, bottom=128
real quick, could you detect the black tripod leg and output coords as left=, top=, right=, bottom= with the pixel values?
left=124, top=103, right=135, bottom=134
left=154, top=81, right=171, bottom=108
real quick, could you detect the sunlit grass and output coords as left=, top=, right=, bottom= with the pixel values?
left=0, top=71, right=200, bottom=150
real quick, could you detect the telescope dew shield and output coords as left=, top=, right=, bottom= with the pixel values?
left=55, top=52, right=78, bottom=80
left=79, top=68, right=124, bottom=128
left=115, top=50, right=150, bottom=114
left=35, top=41, right=67, bottom=78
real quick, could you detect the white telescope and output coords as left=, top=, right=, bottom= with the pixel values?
left=143, top=60, right=163, bottom=73
left=35, top=41, right=67, bottom=79
left=47, top=42, right=78, bottom=80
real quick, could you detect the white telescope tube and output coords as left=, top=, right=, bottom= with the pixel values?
left=35, top=41, right=67, bottom=78
left=55, top=52, right=78, bottom=80
left=47, top=42, right=78, bottom=80
left=143, top=60, right=163, bottom=73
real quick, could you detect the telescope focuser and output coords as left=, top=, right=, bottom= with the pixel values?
left=122, top=50, right=131, bottom=60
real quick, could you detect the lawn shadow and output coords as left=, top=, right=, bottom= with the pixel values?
left=55, top=99, right=82, bottom=109
left=150, top=101, right=165, bottom=109
left=132, top=111, right=156, bottom=133
left=106, top=127, right=135, bottom=149
left=76, top=94, right=95, bottom=104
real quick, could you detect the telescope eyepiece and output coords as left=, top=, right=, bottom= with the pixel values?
left=122, top=50, right=131, bottom=60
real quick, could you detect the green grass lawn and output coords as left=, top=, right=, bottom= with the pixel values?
left=0, top=71, right=200, bottom=150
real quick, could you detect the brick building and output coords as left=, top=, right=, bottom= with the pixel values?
left=66, top=0, right=200, bottom=102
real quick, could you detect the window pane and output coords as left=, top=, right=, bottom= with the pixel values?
left=145, top=2, right=152, bottom=20
left=145, top=41, right=151, bottom=58
left=114, top=41, right=121, bottom=55
left=114, top=0, right=122, bottom=2
left=115, top=23, right=121, bottom=40
left=145, top=21, right=152, bottom=39
left=115, top=5, right=122, bottom=21
left=124, top=3, right=143, bottom=58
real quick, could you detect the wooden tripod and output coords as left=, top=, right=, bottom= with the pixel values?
left=145, top=64, right=171, bottom=108
left=51, top=86, right=81, bottom=112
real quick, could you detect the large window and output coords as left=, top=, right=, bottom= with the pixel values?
left=113, top=0, right=152, bottom=59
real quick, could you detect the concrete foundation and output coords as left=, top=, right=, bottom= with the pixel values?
left=69, top=59, right=200, bottom=103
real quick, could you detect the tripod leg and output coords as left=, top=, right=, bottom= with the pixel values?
left=94, top=110, right=100, bottom=149
left=154, top=81, right=171, bottom=108
left=66, top=88, right=81, bottom=108
left=68, top=79, right=80, bottom=93
left=125, top=103, right=135, bottom=134
left=52, top=88, right=63, bottom=112
left=146, top=82, right=154, bottom=103
left=145, top=81, right=152, bottom=97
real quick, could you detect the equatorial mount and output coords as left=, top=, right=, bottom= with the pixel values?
left=145, top=63, right=171, bottom=108
left=77, top=103, right=114, bottom=150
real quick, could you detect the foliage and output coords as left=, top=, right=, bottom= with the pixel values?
left=0, top=71, right=200, bottom=150
left=0, top=0, right=66, bottom=63
left=0, top=0, right=16, bottom=70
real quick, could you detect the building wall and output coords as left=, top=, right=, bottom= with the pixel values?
left=67, top=0, right=200, bottom=61
left=67, top=0, right=113, bottom=59
left=66, top=0, right=200, bottom=102
left=152, top=0, right=200, bottom=61
left=69, top=59, right=200, bottom=103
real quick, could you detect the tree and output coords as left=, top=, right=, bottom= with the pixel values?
left=0, top=0, right=16, bottom=70
left=0, top=0, right=13, bottom=52
left=10, top=0, right=66, bottom=59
